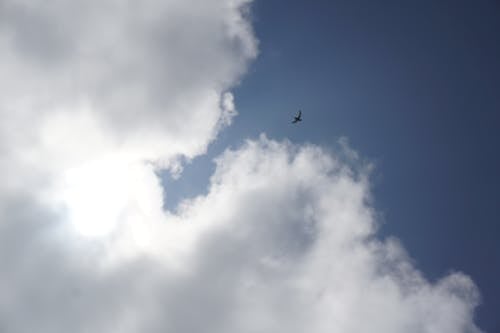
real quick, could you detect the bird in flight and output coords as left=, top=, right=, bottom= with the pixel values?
left=292, top=110, right=302, bottom=124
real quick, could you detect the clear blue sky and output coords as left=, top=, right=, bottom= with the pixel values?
left=164, top=1, right=500, bottom=330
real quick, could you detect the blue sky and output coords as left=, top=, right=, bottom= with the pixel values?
left=165, top=0, right=500, bottom=330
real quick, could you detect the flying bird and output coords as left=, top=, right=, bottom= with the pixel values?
left=292, top=110, right=302, bottom=124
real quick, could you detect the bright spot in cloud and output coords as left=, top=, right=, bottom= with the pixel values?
left=59, top=159, right=129, bottom=237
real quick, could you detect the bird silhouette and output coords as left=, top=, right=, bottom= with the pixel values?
left=292, top=110, right=302, bottom=124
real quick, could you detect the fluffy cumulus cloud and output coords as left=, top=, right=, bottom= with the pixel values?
left=0, top=1, right=483, bottom=333
left=0, top=0, right=256, bottom=189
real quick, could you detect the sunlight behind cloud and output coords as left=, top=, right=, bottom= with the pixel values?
left=58, top=159, right=129, bottom=237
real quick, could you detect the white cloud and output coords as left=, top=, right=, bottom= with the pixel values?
left=0, top=1, right=483, bottom=333
left=0, top=135, right=483, bottom=332
left=0, top=0, right=256, bottom=191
